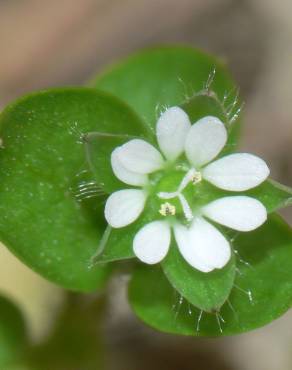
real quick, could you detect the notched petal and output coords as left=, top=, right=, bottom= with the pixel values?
left=174, top=223, right=213, bottom=272
left=156, top=106, right=191, bottom=161
left=185, top=116, right=227, bottom=167
left=174, top=218, right=231, bottom=272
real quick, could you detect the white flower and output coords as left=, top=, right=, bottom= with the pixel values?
left=104, top=107, right=269, bottom=272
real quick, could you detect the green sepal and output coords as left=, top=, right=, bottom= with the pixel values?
left=91, top=200, right=158, bottom=265
left=183, top=178, right=292, bottom=215
left=246, top=179, right=292, bottom=212
left=161, top=242, right=236, bottom=312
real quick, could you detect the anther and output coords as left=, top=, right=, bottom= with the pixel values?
left=159, top=202, right=176, bottom=217
left=191, top=171, right=202, bottom=185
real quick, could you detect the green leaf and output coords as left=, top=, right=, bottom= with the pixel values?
left=92, top=45, right=241, bottom=141
left=0, top=88, right=147, bottom=291
left=161, top=242, right=236, bottom=312
left=129, top=214, right=292, bottom=336
left=0, top=295, right=28, bottom=366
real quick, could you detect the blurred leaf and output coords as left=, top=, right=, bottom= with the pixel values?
left=0, top=295, right=28, bottom=366
left=129, top=214, right=292, bottom=336
left=92, top=45, right=241, bottom=142
left=26, top=294, right=105, bottom=370
left=162, top=243, right=236, bottom=312
left=0, top=88, right=146, bottom=291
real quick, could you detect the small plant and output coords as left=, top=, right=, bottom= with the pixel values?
left=0, top=46, right=291, bottom=367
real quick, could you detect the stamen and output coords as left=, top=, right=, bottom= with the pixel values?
left=178, top=168, right=197, bottom=192
left=178, top=168, right=202, bottom=192
left=159, top=202, right=176, bottom=217
left=157, top=191, right=178, bottom=199
left=178, top=194, right=193, bottom=222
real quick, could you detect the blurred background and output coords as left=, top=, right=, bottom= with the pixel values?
left=0, top=0, right=292, bottom=369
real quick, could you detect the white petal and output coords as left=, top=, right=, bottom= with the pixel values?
left=202, top=196, right=267, bottom=231
left=185, top=116, right=227, bottom=167
left=118, top=139, right=164, bottom=174
left=174, top=218, right=231, bottom=272
left=104, top=189, right=146, bottom=228
left=133, top=221, right=171, bottom=264
left=156, top=106, right=191, bottom=161
left=111, top=148, right=147, bottom=186
left=202, top=153, right=270, bottom=191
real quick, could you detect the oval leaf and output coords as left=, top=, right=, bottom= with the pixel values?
left=0, top=88, right=147, bottom=291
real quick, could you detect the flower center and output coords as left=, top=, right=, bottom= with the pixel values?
left=156, top=168, right=202, bottom=222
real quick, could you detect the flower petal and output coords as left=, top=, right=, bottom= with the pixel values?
left=133, top=221, right=171, bottom=264
left=104, top=189, right=146, bottom=228
left=111, top=148, right=147, bottom=186
left=118, top=139, right=164, bottom=174
left=202, top=153, right=270, bottom=191
left=202, top=196, right=267, bottom=231
left=156, top=106, right=191, bottom=161
left=174, top=218, right=231, bottom=272
left=185, top=116, right=227, bottom=167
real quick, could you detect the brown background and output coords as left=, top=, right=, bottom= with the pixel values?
left=0, top=1, right=291, bottom=369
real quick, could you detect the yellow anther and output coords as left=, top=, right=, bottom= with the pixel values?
left=191, top=171, right=202, bottom=185
left=159, top=202, right=176, bottom=217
